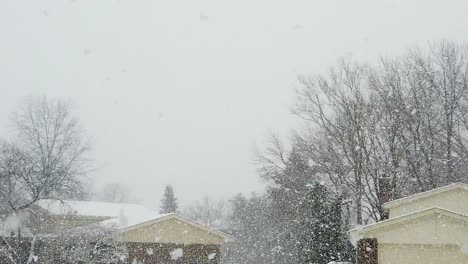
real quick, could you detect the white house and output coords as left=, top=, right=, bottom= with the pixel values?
left=350, top=183, right=468, bottom=264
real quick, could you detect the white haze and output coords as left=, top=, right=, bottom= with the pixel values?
left=0, top=0, right=468, bottom=209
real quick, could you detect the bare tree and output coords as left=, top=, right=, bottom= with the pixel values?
left=367, top=41, right=468, bottom=192
left=407, top=41, right=468, bottom=184
left=294, top=60, right=372, bottom=224
left=184, top=197, right=228, bottom=228
left=0, top=97, right=92, bottom=263
left=288, top=41, right=468, bottom=225
left=98, top=183, right=131, bottom=203
left=12, top=96, right=91, bottom=200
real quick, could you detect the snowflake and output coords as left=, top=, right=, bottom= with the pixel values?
left=208, top=253, right=216, bottom=260
left=170, top=248, right=183, bottom=260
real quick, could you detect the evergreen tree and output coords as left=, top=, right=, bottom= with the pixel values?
left=227, top=147, right=354, bottom=263
left=328, top=196, right=355, bottom=262
left=225, top=193, right=275, bottom=264
left=226, top=184, right=354, bottom=263
left=267, top=148, right=316, bottom=262
left=298, top=183, right=354, bottom=263
left=159, top=185, right=178, bottom=213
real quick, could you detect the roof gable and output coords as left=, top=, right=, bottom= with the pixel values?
left=118, top=213, right=235, bottom=242
left=383, top=183, right=468, bottom=209
left=350, top=207, right=468, bottom=245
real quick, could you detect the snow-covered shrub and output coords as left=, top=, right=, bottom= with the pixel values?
left=54, top=224, right=127, bottom=264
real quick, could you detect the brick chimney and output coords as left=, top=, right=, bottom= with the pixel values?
left=378, top=176, right=394, bottom=203
left=357, top=238, right=378, bottom=264
left=378, top=176, right=394, bottom=220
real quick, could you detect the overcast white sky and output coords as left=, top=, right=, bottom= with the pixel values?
left=1, top=0, right=468, bottom=209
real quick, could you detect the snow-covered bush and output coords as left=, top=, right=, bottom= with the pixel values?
left=54, top=224, right=128, bottom=264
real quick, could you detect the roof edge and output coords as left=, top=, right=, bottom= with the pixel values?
left=349, top=207, right=468, bottom=237
left=383, top=183, right=468, bottom=209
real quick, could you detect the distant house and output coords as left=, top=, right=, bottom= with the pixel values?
left=32, top=200, right=234, bottom=263
left=350, top=183, right=468, bottom=264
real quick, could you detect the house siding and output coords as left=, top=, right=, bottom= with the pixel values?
left=379, top=244, right=468, bottom=264
left=120, top=218, right=225, bottom=245
left=126, top=242, right=220, bottom=264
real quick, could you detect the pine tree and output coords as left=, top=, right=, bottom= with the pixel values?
left=328, top=196, right=355, bottom=263
left=159, top=185, right=178, bottom=214
left=299, top=184, right=354, bottom=263
left=267, top=148, right=316, bottom=263
left=225, top=193, right=275, bottom=264
left=227, top=146, right=355, bottom=263
left=267, top=148, right=354, bottom=263
left=299, top=182, right=331, bottom=263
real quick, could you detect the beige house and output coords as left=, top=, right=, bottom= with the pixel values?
left=34, top=200, right=234, bottom=263
left=350, top=183, right=468, bottom=264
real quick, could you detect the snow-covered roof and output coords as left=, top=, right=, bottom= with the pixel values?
left=36, top=200, right=235, bottom=242
left=383, top=182, right=468, bottom=209
left=36, top=199, right=170, bottom=229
